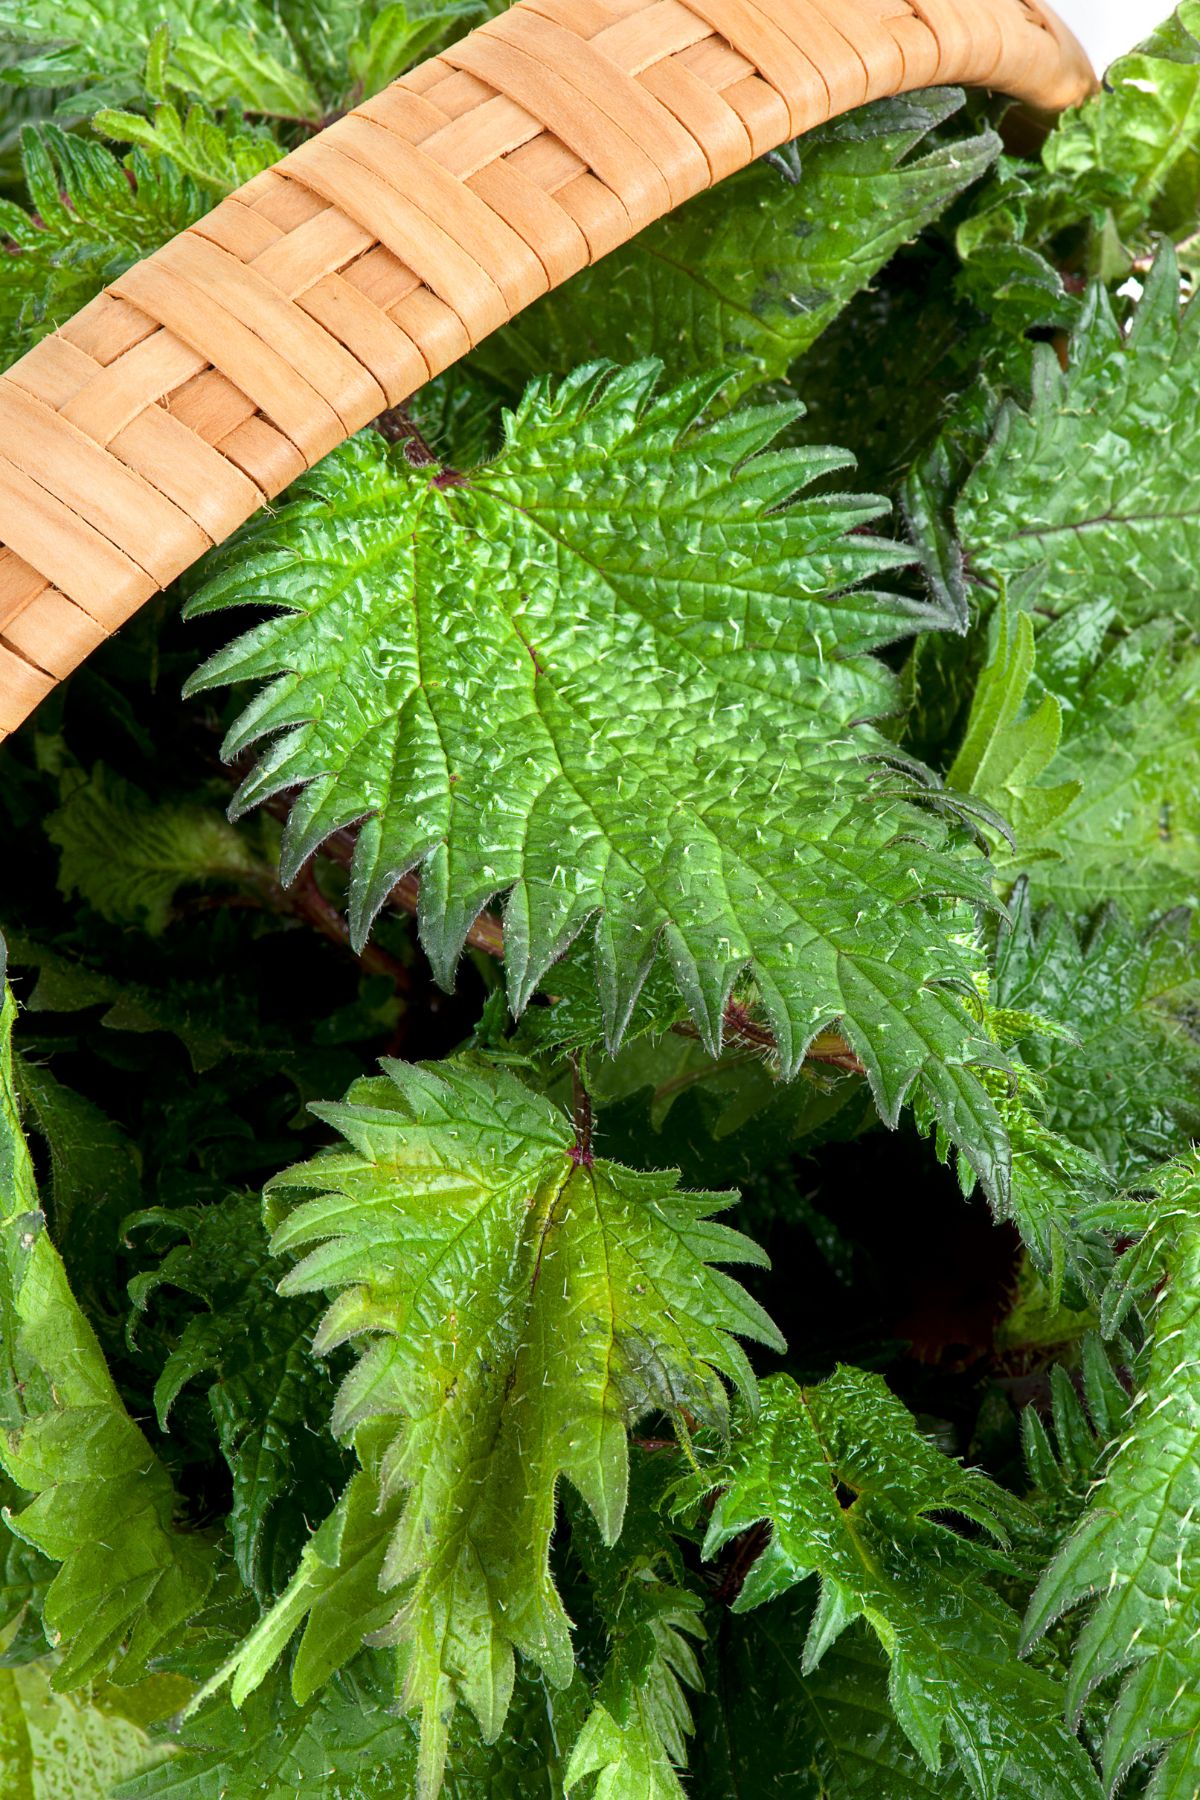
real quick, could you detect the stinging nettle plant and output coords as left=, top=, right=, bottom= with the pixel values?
left=1, top=3, right=1200, bottom=1797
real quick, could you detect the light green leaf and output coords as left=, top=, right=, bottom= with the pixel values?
left=951, top=247, right=1200, bottom=632
left=1024, top=1155, right=1200, bottom=1798
left=1016, top=601, right=1200, bottom=920
left=47, top=768, right=267, bottom=936
left=994, top=887, right=1200, bottom=1187
left=347, top=2, right=481, bottom=98
left=0, top=1650, right=179, bottom=1797
left=199, top=1055, right=778, bottom=1795
left=93, top=100, right=281, bottom=196
left=1044, top=3, right=1200, bottom=253
left=0, top=954, right=213, bottom=1688
left=946, top=600, right=1080, bottom=853
left=0, top=0, right=320, bottom=117
left=0, top=126, right=207, bottom=365
left=698, top=1369, right=1100, bottom=1800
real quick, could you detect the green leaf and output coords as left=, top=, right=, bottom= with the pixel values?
left=0, top=1, right=320, bottom=117
left=0, top=1650, right=179, bottom=1796
left=93, top=100, right=281, bottom=196
left=46, top=768, right=267, bottom=936
left=697, top=1369, right=1100, bottom=1800
left=1043, top=4, right=1200, bottom=255
left=1014, top=602, right=1200, bottom=920
left=946, top=592, right=1200, bottom=920
left=0, top=951, right=213, bottom=1688
left=945, top=600, right=1080, bottom=854
left=561, top=1469, right=704, bottom=1800
left=200, top=1055, right=779, bottom=1795
left=691, top=1590, right=981, bottom=1798
left=0, top=125, right=208, bottom=364
left=114, top=1651, right=418, bottom=1800
left=469, top=91, right=999, bottom=404
left=187, top=361, right=1011, bottom=1191
left=127, top=1197, right=348, bottom=1600
left=994, top=887, right=1200, bottom=1187
left=949, top=247, right=1200, bottom=633
left=346, top=2, right=482, bottom=99
left=1024, top=1155, right=1200, bottom=1798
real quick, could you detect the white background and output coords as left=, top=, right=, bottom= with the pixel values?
left=1051, top=0, right=1152, bottom=73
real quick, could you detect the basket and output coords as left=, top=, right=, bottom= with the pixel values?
left=0, top=0, right=1093, bottom=740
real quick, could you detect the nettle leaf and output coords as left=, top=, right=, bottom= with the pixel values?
left=949, top=595, right=1200, bottom=920
left=0, top=0, right=481, bottom=117
left=201, top=1056, right=779, bottom=1794
left=0, top=1651, right=183, bottom=1797
left=945, top=600, right=1080, bottom=861
left=1025, top=601, right=1200, bottom=919
left=94, top=99, right=282, bottom=197
left=994, top=886, right=1200, bottom=1187
left=0, top=953, right=213, bottom=1687
left=949, top=247, right=1200, bottom=632
left=691, top=1589, right=981, bottom=1798
left=127, top=1196, right=349, bottom=1600
left=1043, top=3, right=1200, bottom=254
left=562, top=1472, right=705, bottom=1800
left=469, top=91, right=999, bottom=403
left=0, top=0, right=319, bottom=117
left=47, top=767, right=268, bottom=936
left=1024, top=1156, right=1200, bottom=1798
left=697, top=1369, right=1100, bottom=1800
left=0, top=126, right=208, bottom=364
left=188, top=361, right=1012, bottom=1188
left=115, top=1651, right=419, bottom=1800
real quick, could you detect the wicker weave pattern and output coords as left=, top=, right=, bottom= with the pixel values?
left=0, top=0, right=1092, bottom=739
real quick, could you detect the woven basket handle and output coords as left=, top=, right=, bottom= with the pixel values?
left=0, top=0, right=1093, bottom=739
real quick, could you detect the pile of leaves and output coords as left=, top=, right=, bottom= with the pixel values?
left=2, top=2, right=1200, bottom=1794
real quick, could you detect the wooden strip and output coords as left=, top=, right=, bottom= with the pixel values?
left=192, top=195, right=285, bottom=259
left=0, top=551, right=48, bottom=629
left=388, top=287, right=473, bottom=372
left=675, top=0, right=827, bottom=133
left=468, top=159, right=590, bottom=286
left=593, top=0, right=714, bottom=72
left=553, top=171, right=632, bottom=258
left=342, top=246, right=423, bottom=309
left=217, top=417, right=306, bottom=497
left=639, top=56, right=751, bottom=182
left=4, top=335, right=100, bottom=410
left=446, top=29, right=666, bottom=226
left=59, top=329, right=208, bottom=445
left=358, top=85, right=451, bottom=141
left=110, top=404, right=264, bottom=539
left=280, top=138, right=509, bottom=339
left=404, top=93, right=542, bottom=180
left=0, top=452, right=155, bottom=626
left=112, top=257, right=345, bottom=463
left=298, top=273, right=431, bottom=403
left=330, top=113, right=549, bottom=309
left=60, top=293, right=157, bottom=363
left=251, top=206, right=375, bottom=297
left=885, top=10, right=942, bottom=87
left=2, top=589, right=107, bottom=679
left=168, top=370, right=259, bottom=445
left=153, top=231, right=386, bottom=433
left=720, top=74, right=791, bottom=155
left=0, top=642, right=56, bottom=733
left=487, top=6, right=709, bottom=205
left=0, top=379, right=210, bottom=586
